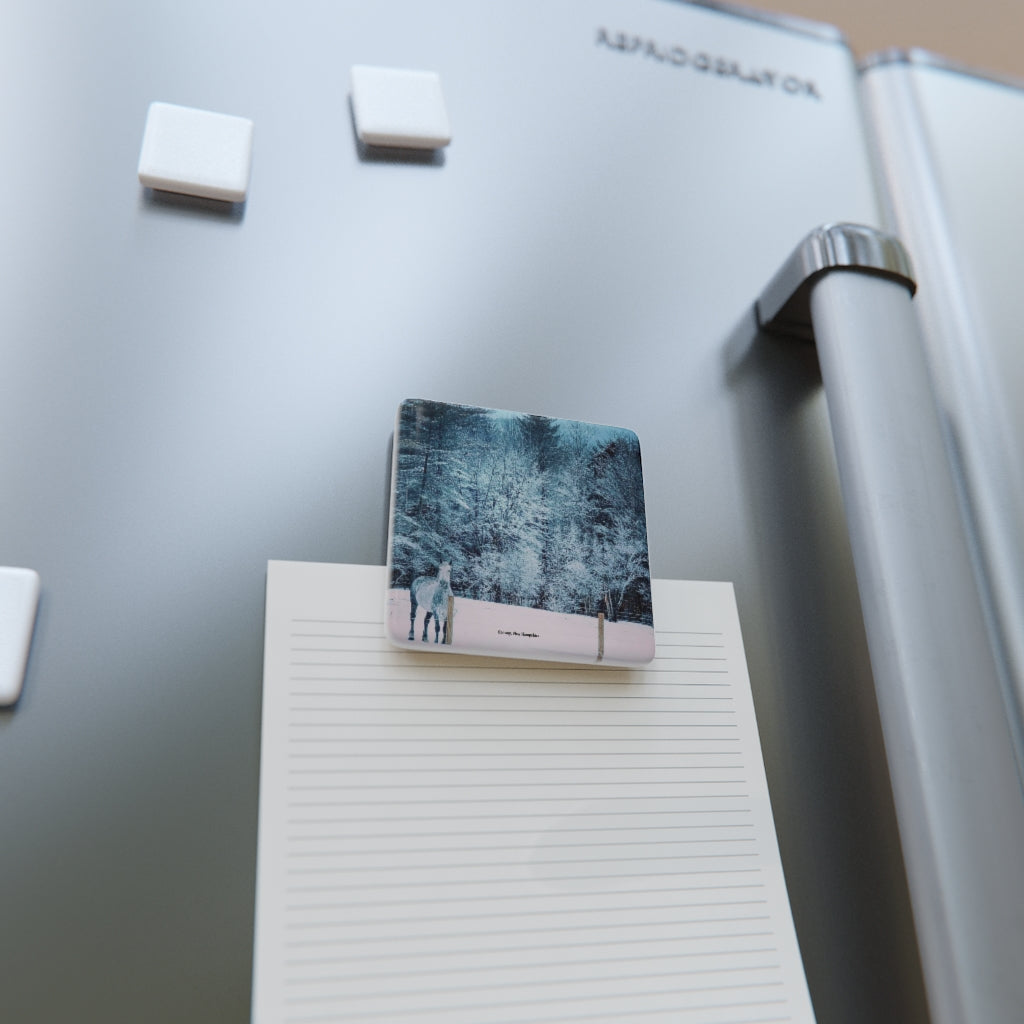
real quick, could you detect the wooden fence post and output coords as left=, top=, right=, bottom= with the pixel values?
left=597, top=612, right=605, bottom=661
left=446, top=594, right=455, bottom=645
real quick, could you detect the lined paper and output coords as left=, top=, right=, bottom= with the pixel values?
left=252, top=562, right=815, bottom=1024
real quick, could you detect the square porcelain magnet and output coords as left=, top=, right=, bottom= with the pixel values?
left=350, top=65, right=452, bottom=149
left=386, top=399, right=655, bottom=665
left=137, top=101, right=253, bottom=202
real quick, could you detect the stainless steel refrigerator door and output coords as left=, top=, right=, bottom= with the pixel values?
left=862, top=54, right=1024, bottom=1024
left=0, top=3, right=925, bottom=1022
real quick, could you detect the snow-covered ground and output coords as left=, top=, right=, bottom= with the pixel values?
left=386, top=588, right=655, bottom=667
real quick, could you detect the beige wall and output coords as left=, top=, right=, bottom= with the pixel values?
left=737, top=0, right=1024, bottom=79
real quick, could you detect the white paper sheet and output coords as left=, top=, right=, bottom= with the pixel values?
left=252, top=561, right=815, bottom=1024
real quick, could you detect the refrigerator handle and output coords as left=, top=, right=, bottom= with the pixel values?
left=756, top=221, right=916, bottom=341
left=756, top=224, right=1024, bottom=1024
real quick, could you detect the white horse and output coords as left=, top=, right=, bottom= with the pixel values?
left=408, top=562, right=452, bottom=643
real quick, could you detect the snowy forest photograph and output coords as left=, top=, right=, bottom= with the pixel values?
left=386, top=399, right=654, bottom=665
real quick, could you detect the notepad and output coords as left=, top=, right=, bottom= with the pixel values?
left=252, top=561, right=815, bottom=1023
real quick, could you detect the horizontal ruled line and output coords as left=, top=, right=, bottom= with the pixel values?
left=287, top=674, right=731, bottom=685
left=286, top=696, right=737, bottom=704
left=283, top=910, right=771, bottom=935
left=285, top=851, right=759, bottom=872
left=284, top=914, right=773, bottom=940
left=286, top=664, right=730, bottom=674
left=284, top=926, right=776, bottom=950
left=288, top=782, right=746, bottom=792
left=291, top=659, right=729, bottom=666
left=284, top=974, right=784, bottom=1005
left=283, top=922, right=777, bottom=941
left=284, top=989, right=786, bottom=1021
left=287, top=766, right=746, bottom=774
left=464, top=1008, right=791, bottom=1024
left=288, top=795, right=750, bottom=808
left=646, top=655, right=727, bottom=661
left=285, top=864, right=761, bottom=885
left=286, top=738, right=741, bottom=745
left=286, top=809, right=754, bottom=827
left=658, top=645, right=726, bottom=652
left=285, top=941, right=777, bottom=976
left=657, top=630, right=724, bottom=637
left=288, top=684, right=733, bottom=692
left=285, top=951, right=779, bottom=974
left=284, top=882, right=767, bottom=902
left=288, top=749, right=745, bottom=757
left=286, top=710, right=737, bottom=719
left=286, top=722, right=740, bottom=729
left=286, top=1003, right=790, bottom=1024
left=285, top=933, right=778, bottom=958
left=292, top=626, right=385, bottom=634
left=291, top=616, right=377, bottom=622
left=286, top=840, right=756, bottom=859
left=287, top=824, right=756, bottom=841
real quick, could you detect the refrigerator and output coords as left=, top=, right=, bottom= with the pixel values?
left=0, top=2, right=1020, bottom=1021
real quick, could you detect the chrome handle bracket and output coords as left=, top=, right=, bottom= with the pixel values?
left=756, top=223, right=916, bottom=342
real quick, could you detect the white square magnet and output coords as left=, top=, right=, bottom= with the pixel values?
left=138, top=101, right=254, bottom=202
left=0, top=567, right=40, bottom=707
left=350, top=65, right=452, bottom=150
